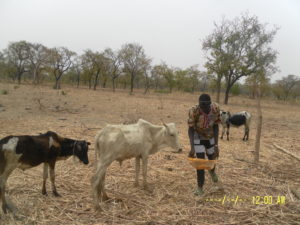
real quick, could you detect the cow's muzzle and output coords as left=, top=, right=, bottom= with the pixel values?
left=82, top=159, right=89, bottom=164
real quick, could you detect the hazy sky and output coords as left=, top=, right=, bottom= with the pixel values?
left=0, top=0, right=299, bottom=81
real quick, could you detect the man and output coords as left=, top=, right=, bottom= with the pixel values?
left=188, top=93, right=220, bottom=195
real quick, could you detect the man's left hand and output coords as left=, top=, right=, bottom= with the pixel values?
left=213, top=145, right=219, bottom=159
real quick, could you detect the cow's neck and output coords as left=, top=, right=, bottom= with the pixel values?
left=149, top=125, right=167, bottom=149
left=59, top=138, right=76, bottom=157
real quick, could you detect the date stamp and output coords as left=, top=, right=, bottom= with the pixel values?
left=204, top=195, right=286, bottom=205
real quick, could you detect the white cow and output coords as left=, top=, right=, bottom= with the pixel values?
left=91, top=119, right=182, bottom=208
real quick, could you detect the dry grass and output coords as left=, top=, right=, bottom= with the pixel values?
left=0, top=83, right=299, bottom=225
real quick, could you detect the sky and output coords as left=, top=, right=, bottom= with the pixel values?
left=0, top=0, right=299, bottom=82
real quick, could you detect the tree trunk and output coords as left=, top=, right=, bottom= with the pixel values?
left=112, top=78, right=116, bottom=92
left=224, top=86, right=230, bottom=104
left=54, top=79, right=60, bottom=89
left=88, top=78, right=92, bottom=89
left=33, top=69, right=37, bottom=85
left=130, top=73, right=134, bottom=93
left=94, top=74, right=99, bottom=90
left=77, top=74, right=80, bottom=88
left=254, top=85, right=262, bottom=162
left=102, top=75, right=107, bottom=88
left=216, top=78, right=221, bottom=103
left=17, top=73, right=21, bottom=84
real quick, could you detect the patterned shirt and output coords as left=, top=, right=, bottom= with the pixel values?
left=187, top=102, right=221, bottom=139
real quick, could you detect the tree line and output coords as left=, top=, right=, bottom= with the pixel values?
left=0, top=13, right=299, bottom=104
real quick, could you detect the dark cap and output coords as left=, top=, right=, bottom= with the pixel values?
left=199, top=93, right=211, bottom=104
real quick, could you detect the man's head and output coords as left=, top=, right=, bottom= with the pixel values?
left=199, top=93, right=211, bottom=114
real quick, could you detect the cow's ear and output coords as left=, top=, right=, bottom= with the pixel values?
left=87, top=142, right=91, bottom=145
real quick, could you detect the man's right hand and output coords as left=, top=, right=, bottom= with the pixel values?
left=188, top=148, right=195, bottom=158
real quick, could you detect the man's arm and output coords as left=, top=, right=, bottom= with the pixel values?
left=188, top=126, right=195, bottom=157
left=213, top=123, right=219, bottom=145
left=213, top=123, right=219, bottom=159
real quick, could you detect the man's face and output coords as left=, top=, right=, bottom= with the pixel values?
left=199, top=101, right=211, bottom=114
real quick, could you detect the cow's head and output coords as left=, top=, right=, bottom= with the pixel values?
left=74, top=140, right=91, bottom=164
left=163, top=123, right=182, bottom=153
left=220, top=110, right=231, bottom=123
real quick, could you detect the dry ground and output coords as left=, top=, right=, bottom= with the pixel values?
left=0, top=83, right=299, bottom=225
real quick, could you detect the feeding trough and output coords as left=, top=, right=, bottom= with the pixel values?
left=187, top=157, right=217, bottom=170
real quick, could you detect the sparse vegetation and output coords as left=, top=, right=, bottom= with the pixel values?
left=0, top=38, right=298, bottom=103
left=0, top=83, right=299, bottom=224
left=1, top=89, right=8, bottom=95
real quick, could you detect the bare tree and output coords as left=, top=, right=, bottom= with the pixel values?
left=203, top=13, right=279, bottom=104
left=5, top=41, right=30, bottom=84
left=72, top=56, right=82, bottom=88
left=153, top=62, right=175, bottom=93
left=151, top=65, right=164, bottom=91
left=28, top=43, right=48, bottom=84
left=275, top=75, right=300, bottom=101
left=119, top=43, right=151, bottom=93
left=81, top=50, right=95, bottom=89
left=186, top=65, right=202, bottom=93
left=47, top=47, right=75, bottom=89
left=103, top=48, right=122, bottom=92
left=203, top=21, right=229, bottom=102
left=142, top=58, right=152, bottom=94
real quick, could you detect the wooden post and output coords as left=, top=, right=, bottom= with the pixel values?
left=254, top=83, right=262, bottom=162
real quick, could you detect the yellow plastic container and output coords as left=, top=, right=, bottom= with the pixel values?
left=187, top=157, right=217, bottom=170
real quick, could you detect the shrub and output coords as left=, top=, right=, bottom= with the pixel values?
left=1, top=90, right=8, bottom=95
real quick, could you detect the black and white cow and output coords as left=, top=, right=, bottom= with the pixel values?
left=0, top=131, right=90, bottom=213
left=220, top=110, right=252, bottom=141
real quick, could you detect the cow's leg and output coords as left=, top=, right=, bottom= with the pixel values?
left=243, top=125, right=248, bottom=141
left=226, top=124, right=230, bottom=141
left=0, top=169, right=16, bottom=213
left=245, top=125, right=250, bottom=141
left=141, top=156, right=148, bottom=189
left=42, top=163, right=48, bottom=195
left=91, top=161, right=111, bottom=209
left=221, top=124, right=225, bottom=139
left=134, top=156, right=141, bottom=187
left=0, top=176, right=6, bottom=213
left=49, top=162, right=60, bottom=197
left=101, top=172, right=109, bottom=201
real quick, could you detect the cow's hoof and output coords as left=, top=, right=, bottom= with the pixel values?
left=3, top=202, right=17, bottom=214
left=42, top=191, right=48, bottom=196
left=53, top=191, right=61, bottom=197
left=102, top=195, right=110, bottom=202
left=94, top=204, right=102, bottom=212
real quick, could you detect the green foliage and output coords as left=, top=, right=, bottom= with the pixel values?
left=230, top=83, right=240, bottom=96
left=183, top=87, right=193, bottom=93
left=202, top=12, right=279, bottom=104
left=119, top=43, right=151, bottom=93
left=154, top=89, right=170, bottom=94
left=1, top=90, right=8, bottom=95
left=272, top=74, right=300, bottom=100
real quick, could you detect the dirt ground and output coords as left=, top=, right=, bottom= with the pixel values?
left=0, top=83, right=299, bottom=225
